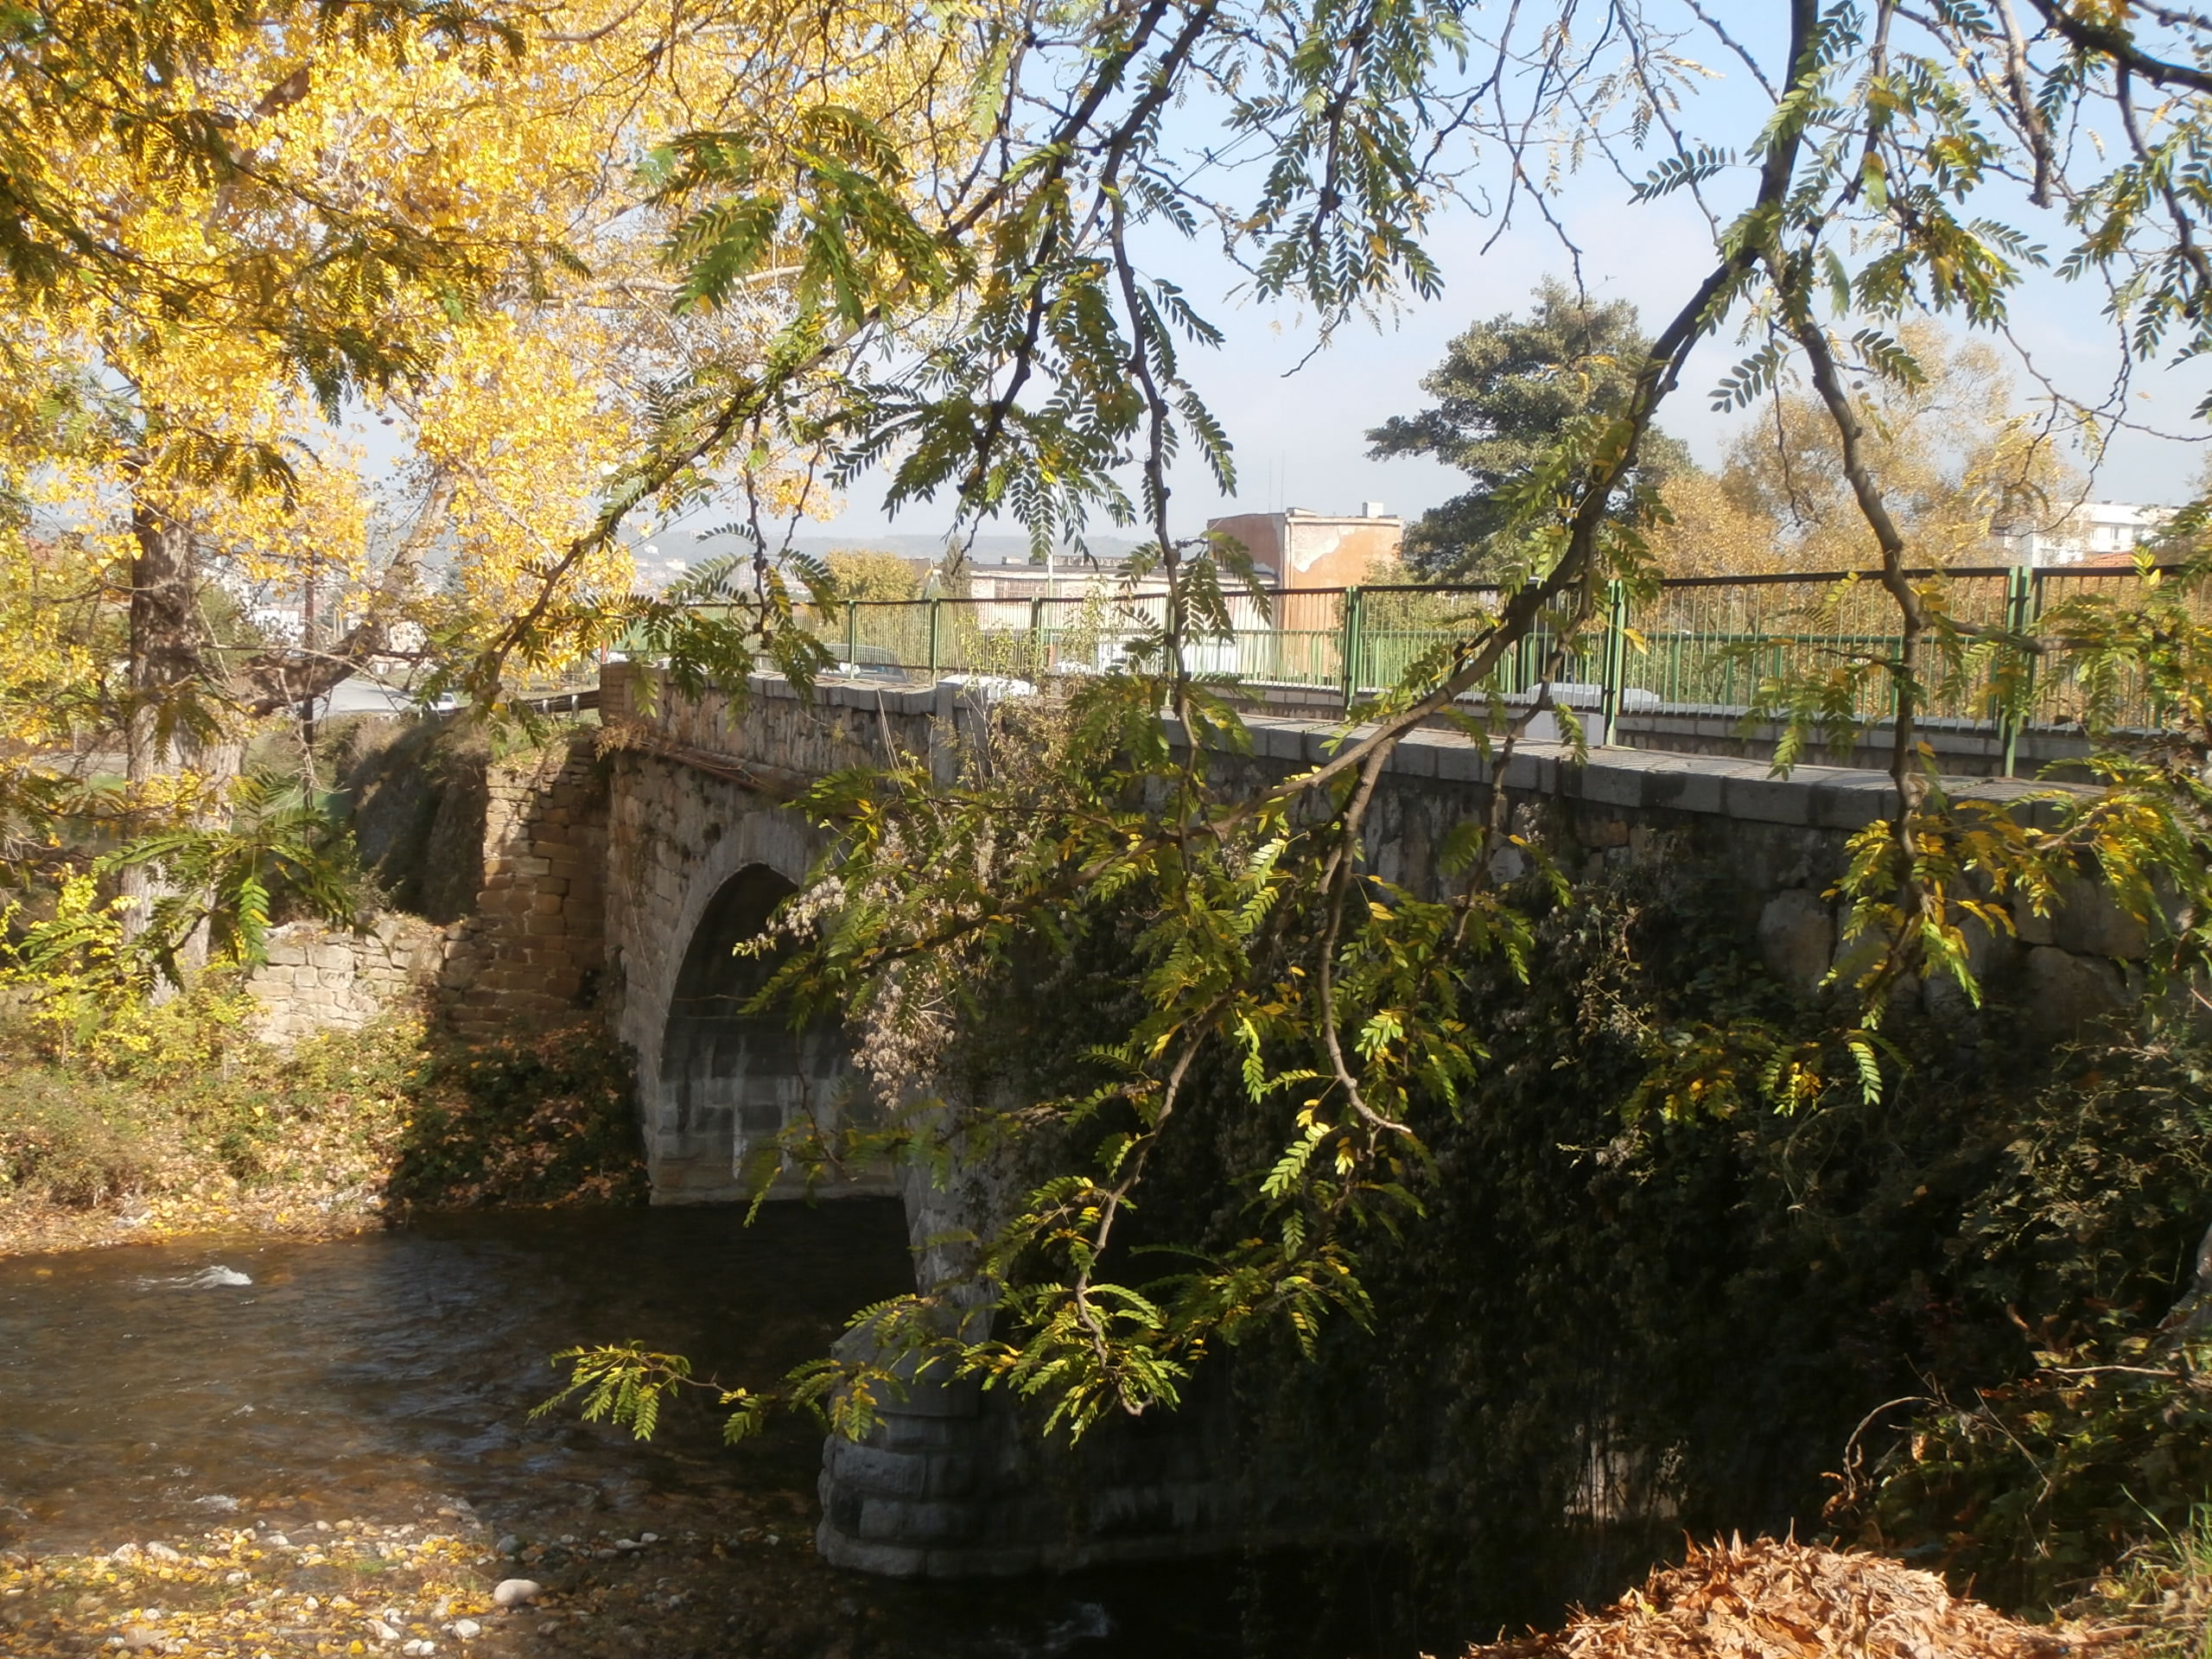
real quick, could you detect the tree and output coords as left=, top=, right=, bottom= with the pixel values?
left=1641, top=469, right=1792, bottom=577
left=0, top=0, right=978, bottom=960
left=1642, top=325, right=2080, bottom=576
left=823, top=550, right=924, bottom=602
left=525, top=0, right=2212, bottom=1465
left=1366, top=279, right=1692, bottom=579
left=1713, top=325, right=2077, bottom=571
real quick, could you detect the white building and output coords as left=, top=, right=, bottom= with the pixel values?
left=2000, top=499, right=2175, bottom=566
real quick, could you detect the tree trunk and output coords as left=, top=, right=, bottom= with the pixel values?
left=118, top=490, right=205, bottom=948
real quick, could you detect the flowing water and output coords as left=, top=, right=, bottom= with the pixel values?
left=0, top=1204, right=1236, bottom=1656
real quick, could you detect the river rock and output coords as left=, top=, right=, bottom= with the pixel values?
left=121, top=1627, right=162, bottom=1651
left=494, top=1534, right=519, bottom=1556
left=143, top=1542, right=185, bottom=1564
left=369, top=1618, right=402, bottom=1640
left=451, top=1618, right=483, bottom=1639
left=492, top=1579, right=543, bottom=1607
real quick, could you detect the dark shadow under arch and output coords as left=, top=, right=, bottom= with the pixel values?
left=657, top=864, right=874, bottom=1197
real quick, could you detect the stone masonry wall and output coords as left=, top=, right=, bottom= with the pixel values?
left=245, top=915, right=443, bottom=1046
left=1212, top=714, right=2159, bottom=1036
left=436, top=734, right=610, bottom=1040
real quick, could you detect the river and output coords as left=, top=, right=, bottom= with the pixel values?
left=0, top=1204, right=1236, bottom=1657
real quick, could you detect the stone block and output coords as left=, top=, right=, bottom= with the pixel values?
left=2024, top=945, right=2129, bottom=1034
left=2050, top=873, right=2150, bottom=960
left=1431, top=740, right=1488, bottom=784
left=1248, top=722, right=1306, bottom=764
left=1497, top=750, right=1556, bottom=793
left=855, top=1497, right=981, bottom=1547
left=1758, top=888, right=1834, bottom=992
left=1807, top=773, right=1895, bottom=830
left=1725, top=772, right=1813, bottom=826
left=825, top=1441, right=929, bottom=1498
left=1571, top=757, right=1650, bottom=809
left=1643, top=765, right=1726, bottom=817
left=1580, top=817, right=1630, bottom=849
left=1387, top=736, right=1440, bottom=779
left=2012, top=893, right=2056, bottom=946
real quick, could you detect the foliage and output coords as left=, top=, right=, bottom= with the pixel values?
left=0, top=0, right=981, bottom=901
left=1834, top=1033, right=2212, bottom=1609
left=823, top=550, right=924, bottom=604
left=0, top=991, right=644, bottom=1237
left=1641, top=468, right=1800, bottom=578
left=1852, top=1332, right=2212, bottom=1613
left=0, top=776, right=361, bottom=1041
left=1457, top=1537, right=2088, bottom=1659
left=1715, top=325, right=2079, bottom=572
left=385, top=1024, right=647, bottom=1209
left=2070, top=1506, right=2212, bottom=1659
left=1368, top=279, right=1692, bottom=579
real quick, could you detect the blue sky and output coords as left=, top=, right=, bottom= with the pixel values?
left=809, top=16, right=2212, bottom=546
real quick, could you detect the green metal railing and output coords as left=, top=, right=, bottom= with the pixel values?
left=652, top=563, right=2202, bottom=775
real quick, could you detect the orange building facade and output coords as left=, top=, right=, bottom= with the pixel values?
left=1205, top=505, right=1405, bottom=590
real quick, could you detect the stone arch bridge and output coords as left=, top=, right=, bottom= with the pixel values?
left=340, top=662, right=2137, bottom=1577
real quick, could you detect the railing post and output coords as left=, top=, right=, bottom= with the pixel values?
left=1516, top=578, right=1541, bottom=692
left=928, top=597, right=942, bottom=677
left=845, top=601, right=858, bottom=674
left=1599, top=578, right=1630, bottom=747
left=1338, top=586, right=1363, bottom=712
left=2001, top=563, right=2039, bottom=778
left=1031, top=596, right=1045, bottom=677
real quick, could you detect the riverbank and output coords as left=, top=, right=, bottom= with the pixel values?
left=0, top=1007, right=646, bottom=1259
left=0, top=1497, right=919, bottom=1659
left=0, top=1497, right=1147, bottom=1659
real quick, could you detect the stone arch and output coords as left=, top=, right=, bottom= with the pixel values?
left=647, top=854, right=893, bottom=1202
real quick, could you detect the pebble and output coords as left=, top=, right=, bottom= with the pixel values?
left=452, top=1618, right=483, bottom=1639
left=494, top=1535, right=520, bottom=1556
left=369, top=1618, right=403, bottom=1640
left=121, top=1627, right=163, bottom=1651
left=402, top=1642, right=437, bottom=1656
left=143, top=1542, right=185, bottom=1563
left=492, top=1579, right=543, bottom=1607
left=638, top=1532, right=657, bottom=1543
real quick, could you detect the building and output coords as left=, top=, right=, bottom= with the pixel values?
left=1999, top=499, right=2174, bottom=566
left=1204, top=504, right=1403, bottom=589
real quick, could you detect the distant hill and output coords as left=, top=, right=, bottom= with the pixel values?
left=667, top=529, right=1147, bottom=565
